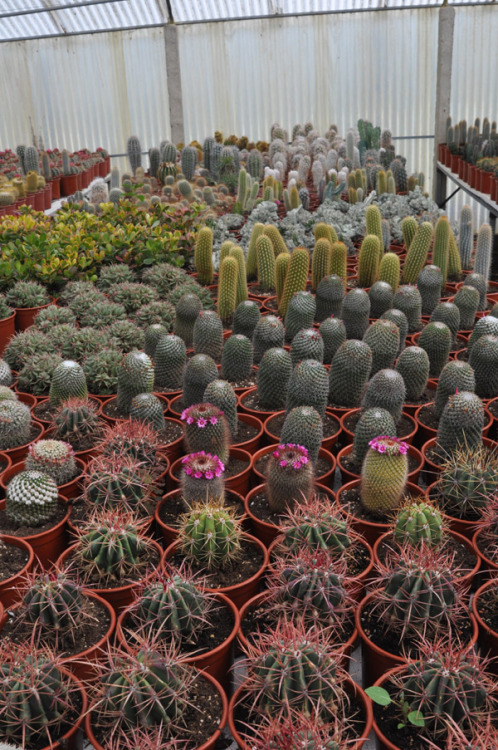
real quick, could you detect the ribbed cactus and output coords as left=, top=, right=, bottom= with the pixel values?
left=290, top=328, right=324, bottom=366
left=278, top=247, right=310, bottom=318
left=246, top=223, right=265, bottom=280
left=357, top=235, right=381, bottom=287
left=280, top=406, right=323, bottom=466
left=130, top=393, right=165, bottom=431
left=174, top=293, right=202, bottom=347
left=266, top=444, right=314, bottom=512
left=418, top=321, right=452, bottom=377
left=126, top=136, right=142, bottom=173
left=434, top=360, right=476, bottom=419
left=257, top=347, right=292, bottom=410
left=179, top=502, right=242, bottom=569
left=437, top=390, right=485, bottom=454
left=453, top=285, right=479, bottom=329
left=417, top=264, right=443, bottom=315
left=365, top=204, right=383, bottom=247
left=401, top=216, right=418, bottom=251
left=319, top=317, right=346, bottom=365
left=439, top=442, right=498, bottom=517
left=432, top=216, right=450, bottom=286
left=393, top=285, right=422, bottom=333
left=284, top=291, right=316, bottom=342
left=221, top=334, right=253, bottom=382
left=180, top=145, right=197, bottom=180
left=26, top=440, right=76, bottom=485
left=474, top=223, right=492, bottom=282
left=48, top=360, right=87, bottom=407
left=194, top=227, right=214, bottom=285
left=23, top=570, right=82, bottom=632
left=469, top=334, right=498, bottom=398
left=6, top=470, right=58, bottom=526
left=311, top=238, right=331, bottom=291
left=430, top=301, right=461, bottom=343
left=360, top=436, right=408, bottom=517
left=217, top=255, right=238, bottom=324
left=181, top=402, right=230, bottom=463
left=182, top=354, right=218, bottom=407
left=116, top=351, right=154, bottom=415
left=83, top=454, right=151, bottom=514
left=257, top=235, right=276, bottom=292
left=458, top=205, right=473, bottom=270
left=352, top=407, right=396, bottom=467
left=280, top=495, right=351, bottom=553
left=193, top=310, right=223, bottom=360
left=253, top=314, right=285, bottom=363
left=361, top=368, right=406, bottom=424
left=395, top=345, right=430, bottom=401
left=329, top=241, right=348, bottom=284
left=393, top=501, right=443, bottom=546
left=379, top=252, right=400, bottom=293
left=233, top=300, right=261, bottom=339
left=24, top=145, right=39, bottom=174
left=286, top=359, right=329, bottom=419
left=328, top=339, right=372, bottom=408
left=180, top=451, right=225, bottom=505
left=447, top=228, right=462, bottom=280
left=53, top=397, right=100, bottom=445
left=0, top=359, right=12, bottom=387
left=203, top=379, right=238, bottom=438
left=340, top=288, right=371, bottom=339
left=315, top=275, right=344, bottom=321
left=314, top=223, right=338, bottom=246
left=363, top=319, right=400, bottom=375
left=369, top=281, right=393, bottom=318
left=154, top=334, right=186, bottom=391
left=402, top=221, right=433, bottom=284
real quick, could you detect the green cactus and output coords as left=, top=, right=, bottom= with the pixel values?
left=379, top=308, right=408, bottom=356
left=280, top=406, right=323, bottom=466
left=447, top=228, right=462, bottom=280
left=174, top=293, right=202, bottom=347
left=369, top=281, right=394, bottom=318
left=6, top=470, right=58, bottom=526
left=329, top=241, right=348, bottom=284
left=284, top=291, right=316, bottom=342
left=365, top=205, right=383, bottom=247
left=393, top=501, right=443, bottom=547
left=220, top=335, right=252, bottom=383
left=357, top=235, right=381, bottom=287
left=290, top=328, right=324, bottom=366
left=33, top=305, right=75, bottom=331
left=361, top=368, right=406, bottom=424
left=329, top=339, right=372, bottom=408
left=53, top=397, right=101, bottom=445
left=257, top=347, right=292, bottom=410
left=401, top=216, right=418, bottom=251
left=23, top=571, right=82, bottom=631
left=432, top=216, right=450, bottom=286
left=430, top=301, right=461, bottom=343
left=417, top=264, right=443, bottom=315
left=126, top=135, right=142, bottom=173
left=393, top=285, right=422, bottom=333
left=379, top=252, right=401, bottom=293
left=439, top=442, right=498, bottom=517
left=229, top=246, right=249, bottom=306
left=469, top=334, right=498, bottom=398
left=363, top=319, right=400, bottom=375
left=194, top=227, right=214, bottom=285
left=280, top=496, right=351, bottom=553
left=246, top=223, right=265, bottom=280
left=0, top=360, right=12, bottom=387
left=179, top=502, right=242, bottom=569
left=26, top=440, right=76, bottom=485
left=180, top=145, right=197, bottom=180
left=263, top=225, right=288, bottom=258
left=0, top=400, right=31, bottom=450
left=153, top=334, right=186, bottom=391
left=233, top=300, right=261, bottom=339
left=182, top=354, right=218, bottom=407
left=311, top=238, right=331, bottom=291
left=360, top=436, right=408, bottom=517
left=266, top=443, right=314, bottom=512
left=193, top=310, right=223, bottom=360
left=314, top=223, right=338, bottom=246
left=48, top=360, right=87, bottom=407
left=395, top=345, right=430, bottom=401
left=418, top=321, right=452, bottom=377
left=116, top=351, right=154, bottom=415
left=475, top=223, right=492, bottom=282
left=468, top=316, right=498, bottom=356
left=458, top=205, right=473, bottom=270
left=253, top=315, right=285, bottom=363
left=180, top=451, right=225, bottom=506
left=352, top=407, right=396, bottom=467
left=437, top=390, right=485, bottom=455
left=286, top=359, right=329, bottom=419
left=275, top=252, right=291, bottom=306
left=434, top=360, right=475, bottom=420
left=340, top=288, right=371, bottom=340
left=315, top=275, right=344, bottom=322
left=463, top=273, right=487, bottom=311
left=257, top=235, right=276, bottom=293
left=181, top=402, right=230, bottom=463
left=319, top=317, right=346, bottom=365
left=401, top=221, right=433, bottom=284
left=84, top=454, right=152, bottom=514
left=278, top=247, right=310, bottom=318
left=215, top=256, right=237, bottom=324
left=130, top=393, right=165, bottom=431
left=203, top=379, right=238, bottom=438
left=453, top=285, right=479, bottom=329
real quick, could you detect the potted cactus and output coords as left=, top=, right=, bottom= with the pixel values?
left=0, top=295, right=15, bottom=357
left=0, top=533, right=34, bottom=607
left=0, top=399, right=43, bottom=463
left=5, top=281, right=52, bottom=332
left=472, top=578, right=498, bottom=673
left=472, top=495, right=498, bottom=574
left=48, top=397, right=104, bottom=461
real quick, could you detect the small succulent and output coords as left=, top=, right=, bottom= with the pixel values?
left=106, top=319, right=145, bottom=352
left=26, top=439, right=77, bottom=485
left=134, top=300, right=176, bottom=330
left=33, top=305, right=75, bottom=331
left=83, top=348, right=123, bottom=395
left=5, top=281, right=49, bottom=308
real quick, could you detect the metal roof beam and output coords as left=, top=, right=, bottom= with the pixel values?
left=0, top=0, right=128, bottom=20
left=0, top=22, right=165, bottom=42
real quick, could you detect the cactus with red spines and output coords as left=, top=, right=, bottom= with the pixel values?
left=83, top=454, right=153, bottom=515
left=249, top=710, right=350, bottom=750
left=99, top=420, right=161, bottom=467
left=278, top=495, right=352, bottom=554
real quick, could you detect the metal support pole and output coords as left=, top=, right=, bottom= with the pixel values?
left=163, top=24, right=185, bottom=146
left=432, top=4, right=455, bottom=202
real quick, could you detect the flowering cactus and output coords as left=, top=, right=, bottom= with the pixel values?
left=180, top=451, right=225, bottom=505
left=360, top=436, right=409, bottom=517
left=180, top=403, right=230, bottom=463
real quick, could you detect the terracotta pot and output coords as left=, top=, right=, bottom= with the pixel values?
left=250, top=444, right=336, bottom=487
left=422, top=434, right=496, bottom=483
left=43, top=183, right=52, bottom=209
left=12, top=389, right=38, bottom=408
left=116, top=592, right=239, bottom=690
left=23, top=193, right=36, bottom=208
left=0, top=311, right=15, bottom=355
left=472, top=578, right=498, bottom=673
left=0, top=496, right=69, bottom=569
left=0, top=457, right=85, bottom=501
left=33, top=190, right=45, bottom=211
left=155, top=487, right=247, bottom=547
left=1, top=420, right=44, bottom=464
left=480, top=170, right=492, bottom=194
left=60, top=174, right=78, bottom=196
left=164, top=534, right=268, bottom=609
left=237, top=387, right=282, bottom=420
left=373, top=529, right=480, bottom=588
left=0, top=534, right=34, bottom=606
left=229, top=675, right=373, bottom=750
left=15, top=300, right=55, bottom=332
left=450, top=153, right=459, bottom=173
left=264, top=410, right=341, bottom=452
left=50, top=176, right=61, bottom=200
left=337, top=479, right=424, bottom=547
left=337, top=443, right=423, bottom=484
left=232, top=413, right=264, bottom=452
left=244, top=482, right=335, bottom=548
left=57, top=539, right=164, bottom=613
left=85, top=668, right=228, bottom=750
left=472, top=527, right=498, bottom=578
left=169, top=447, right=252, bottom=495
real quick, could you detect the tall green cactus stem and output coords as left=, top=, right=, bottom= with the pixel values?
left=314, top=223, right=338, bottom=246
left=393, top=501, right=443, bottom=546
left=365, top=205, right=383, bottom=247
left=218, top=241, right=234, bottom=266
left=447, top=229, right=462, bottom=280
left=280, top=406, right=323, bottom=469
left=468, top=314, right=498, bottom=354
left=357, top=235, right=381, bottom=288
left=380, top=308, right=409, bottom=355
left=319, top=317, right=346, bottom=365
left=361, top=436, right=408, bottom=517
left=458, top=205, right=473, bottom=269
left=284, top=291, right=316, bottom=342
left=430, top=302, right=460, bottom=343
left=361, top=368, right=406, bottom=424
left=352, top=407, right=396, bottom=467
left=174, top=293, right=202, bottom=347
left=329, top=242, right=348, bottom=284
left=257, top=347, right=292, bottom=410
left=434, top=360, right=476, bottom=419
left=437, top=390, right=485, bottom=455
left=341, top=288, right=371, bottom=339
left=464, top=272, right=487, bottom=311
left=217, top=256, right=238, bottom=325
left=363, top=320, right=400, bottom=375
left=204, top=379, right=238, bottom=438
left=418, top=321, right=452, bottom=377
left=328, top=340, right=372, bottom=408
left=401, top=222, right=433, bottom=284
left=290, top=328, right=324, bottom=366
left=253, top=315, right=285, bottom=363
left=379, top=252, right=400, bottom=293
left=453, top=285, right=479, bottom=329
left=233, top=300, right=261, bottom=339
left=266, top=444, right=314, bottom=512
left=181, top=403, right=230, bottom=464
left=311, top=238, right=331, bottom=291
left=229, top=246, right=249, bottom=306
left=193, top=310, right=223, bottom=360
left=256, top=235, right=276, bottom=293
left=126, top=136, right=142, bottom=173
left=475, top=224, right=493, bottom=282
left=369, top=281, right=394, bottom=318
left=401, top=216, right=418, bottom=251
left=26, top=440, right=76, bottom=485
left=194, top=227, right=214, bottom=285
left=144, top=324, right=167, bottom=358
left=179, top=502, right=242, bottom=569
left=130, top=393, right=165, bottom=431
left=286, top=359, right=329, bottom=419
left=278, top=247, right=310, bottom=318
left=432, top=216, right=450, bottom=286
left=275, top=252, right=291, bottom=305
left=263, top=225, right=288, bottom=258
left=49, top=360, right=87, bottom=407
left=116, top=352, right=154, bottom=415
left=221, top=334, right=253, bottom=382
left=154, top=334, right=186, bottom=390
left=417, top=265, right=444, bottom=315
left=469, top=334, right=498, bottom=398
left=24, top=145, right=39, bottom=174
left=315, top=275, right=344, bottom=322
left=393, top=285, right=422, bottom=333
left=180, top=145, right=197, bottom=180
left=182, top=354, right=218, bottom=407
left=246, top=223, right=265, bottom=280
left=395, top=346, right=430, bottom=401
left=6, top=470, right=58, bottom=526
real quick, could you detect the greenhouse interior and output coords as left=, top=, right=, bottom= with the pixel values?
left=0, top=1, right=498, bottom=749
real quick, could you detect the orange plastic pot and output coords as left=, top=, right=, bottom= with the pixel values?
left=116, top=592, right=239, bottom=691
left=232, top=413, right=264, bottom=452
left=164, top=534, right=268, bottom=609
left=0, top=534, right=34, bottom=606
left=237, top=386, right=283, bottom=420
left=169, top=447, right=252, bottom=495
left=15, top=300, right=55, bottom=332
left=250, top=444, right=336, bottom=487
left=12, top=389, right=38, bottom=408
left=337, top=443, right=423, bottom=484
left=0, top=457, right=85, bottom=501
left=264, top=410, right=341, bottom=452
left=472, top=527, right=498, bottom=579
left=0, top=311, right=15, bottom=355
left=472, top=578, right=498, bottom=673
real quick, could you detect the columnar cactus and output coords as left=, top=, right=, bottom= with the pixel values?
left=437, top=390, right=485, bottom=454
left=474, top=223, right=492, bottom=282
left=329, top=241, right=348, bottom=284
left=352, top=407, right=396, bottom=467
left=280, top=406, right=323, bottom=466
left=194, top=227, right=214, bottom=285
left=181, top=403, right=230, bottom=463
left=286, top=359, right=329, bottom=419
left=257, top=235, right=276, bottom=292
left=379, top=252, right=400, bottom=293
left=468, top=334, right=498, bottom=398
left=314, top=223, right=338, bottom=246
left=447, top=229, right=462, bottom=280
left=319, top=317, right=346, bottom=365
left=432, top=216, right=450, bottom=286
left=401, top=216, right=418, bottom=251
left=49, top=360, right=87, bottom=407
left=434, top=361, right=475, bottom=420
left=464, top=272, right=487, bottom=310
left=263, top=225, right=288, bottom=258
left=217, top=256, right=238, bottom=324
left=6, top=470, right=58, bottom=526
left=229, top=245, right=249, bottom=306
left=253, top=314, right=285, bottom=363
left=393, top=285, right=422, bottom=333
left=275, top=252, right=291, bottom=305
left=369, top=281, right=394, bottom=318
left=221, top=334, right=253, bottom=382
left=395, top=345, right=430, bottom=401
left=233, top=300, right=261, bottom=339
left=265, top=443, right=314, bottom=512
left=340, top=288, right=371, bottom=339
left=130, top=393, right=165, bottom=431
left=179, top=502, right=242, bottom=569
left=0, top=400, right=31, bottom=450
left=329, top=340, right=372, bottom=408
left=380, top=308, right=409, bottom=355
left=204, top=379, right=238, bottom=438
left=417, top=264, right=444, bottom=315
left=174, top=293, right=202, bottom=347
left=430, top=301, right=461, bottom=343
left=290, top=328, right=324, bottom=366
left=26, top=440, right=76, bottom=485
left=181, top=451, right=225, bottom=505
left=182, top=354, right=218, bottom=407
left=401, top=221, right=433, bottom=284
left=154, top=334, right=186, bottom=391
left=361, top=368, right=406, bottom=424
left=126, top=135, right=142, bottom=173
left=278, top=247, right=310, bottom=318
left=453, top=285, right=479, bottom=329
left=360, top=436, right=409, bottom=517
left=180, top=145, right=197, bottom=180
left=363, top=319, right=400, bottom=375
left=393, top=501, right=443, bottom=547
left=257, top=347, right=292, bottom=410
left=365, top=204, right=383, bottom=247
left=458, top=205, right=473, bottom=269
left=246, top=223, right=265, bottom=280
left=315, top=275, right=344, bottom=321
left=311, top=238, right=331, bottom=291
left=418, top=321, right=452, bottom=377
left=193, top=310, right=223, bottom=360
left=357, top=235, right=381, bottom=287
left=284, top=291, right=316, bottom=342
left=116, top=351, right=154, bottom=415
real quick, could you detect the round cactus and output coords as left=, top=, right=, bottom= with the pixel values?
left=417, top=264, right=444, bottom=315
left=48, top=360, right=87, bottom=407
left=468, top=315, right=498, bottom=355
left=369, top=280, right=394, bottom=318
left=360, top=436, right=409, bottom=517
left=464, top=272, right=487, bottom=311
left=393, top=501, right=443, bottom=547
left=352, top=407, right=397, bottom=467
left=203, top=379, right=238, bottom=438
left=253, top=315, right=285, bottom=364
left=179, top=502, right=242, bottom=569
left=469, top=334, right=498, bottom=399
left=266, top=443, right=314, bottom=512
left=77, top=511, right=152, bottom=580
left=280, top=495, right=351, bottom=553
left=438, top=442, right=498, bottom=517
left=362, top=368, right=406, bottom=425
left=319, top=317, right=346, bottom=365
left=116, top=351, right=154, bottom=415
left=418, top=321, right=452, bottom=378
left=181, top=402, right=230, bottom=464
left=174, top=293, right=202, bottom=347
left=193, top=310, right=223, bottom=361
left=436, top=390, right=485, bottom=455
left=6, top=470, right=58, bottom=527
left=0, top=400, right=31, bottom=450
left=393, top=285, right=422, bottom=333
left=154, top=334, right=186, bottom=391
left=232, top=300, right=261, bottom=339
left=380, top=308, right=408, bottom=355
left=284, top=291, right=316, bottom=342
left=434, top=360, right=476, bottom=419
left=363, top=319, right=400, bottom=375
left=286, top=359, right=329, bottom=419
left=280, top=406, right=323, bottom=467
left=453, top=285, right=479, bottom=330
left=430, top=301, right=460, bottom=343
left=329, top=339, right=372, bottom=408
left=26, top=440, right=76, bottom=485
left=144, top=323, right=168, bottom=358
left=129, top=393, right=165, bottom=432
left=290, top=328, right=324, bottom=366
left=395, top=346, right=430, bottom=401
left=23, top=571, right=83, bottom=631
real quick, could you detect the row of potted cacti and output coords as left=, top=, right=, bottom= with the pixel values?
left=438, top=116, right=498, bottom=200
